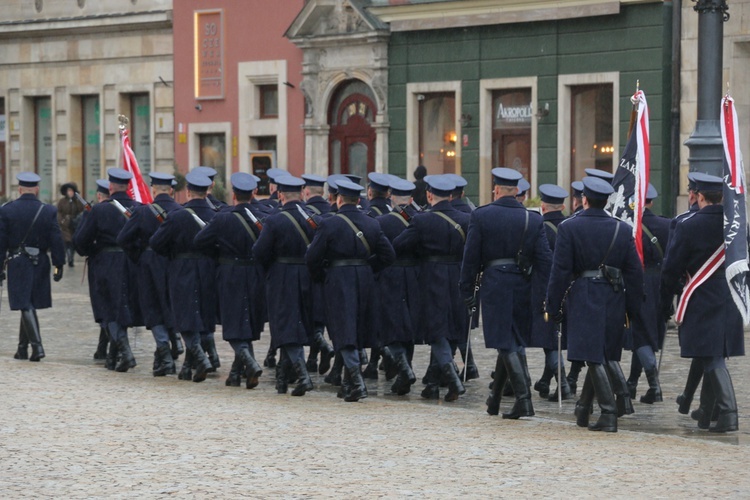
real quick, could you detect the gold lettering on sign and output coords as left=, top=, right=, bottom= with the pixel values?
left=194, top=10, right=224, bottom=99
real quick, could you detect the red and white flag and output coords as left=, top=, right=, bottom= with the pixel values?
left=119, top=120, right=152, bottom=204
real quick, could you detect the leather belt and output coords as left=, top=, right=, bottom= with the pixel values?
left=219, top=257, right=255, bottom=266
left=484, top=258, right=516, bottom=268
left=99, top=246, right=124, bottom=253
left=174, top=252, right=204, bottom=260
left=424, top=255, right=460, bottom=263
left=579, top=270, right=603, bottom=278
left=276, top=257, right=306, bottom=265
left=392, top=259, right=418, bottom=267
left=328, top=259, right=368, bottom=267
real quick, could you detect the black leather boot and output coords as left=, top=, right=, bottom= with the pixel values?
left=575, top=370, right=595, bottom=428
left=201, top=336, right=220, bottom=372
left=93, top=326, right=108, bottom=361
left=392, top=351, right=417, bottom=396
left=459, top=346, right=480, bottom=381
left=153, top=345, right=175, bottom=377
left=606, top=361, right=634, bottom=416
left=306, top=338, right=319, bottom=372
left=275, top=355, right=290, bottom=394
left=708, top=368, right=739, bottom=433
left=225, top=354, right=242, bottom=387
left=487, top=354, right=507, bottom=416
left=324, top=352, right=343, bottom=386
left=640, top=367, right=663, bottom=404
left=567, top=360, right=584, bottom=394
left=359, top=348, right=369, bottom=366
left=291, top=359, right=314, bottom=396
left=314, top=330, right=335, bottom=375
left=169, top=330, right=184, bottom=360
left=382, top=346, right=399, bottom=381
left=345, top=366, right=368, bottom=402
left=547, top=365, right=574, bottom=402
left=421, top=360, right=440, bottom=399
left=239, top=347, right=263, bottom=389
left=23, top=309, right=45, bottom=362
left=534, top=363, right=552, bottom=399
left=337, top=367, right=352, bottom=399
left=264, top=345, right=277, bottom=368
left=362, top=347, right=380, bottom=380
left=626, top=351, right=642, bottom=399
left=190, top=344, right=213, bottom=383
left=588, top=363, right=618, bottom=432
left=502, top=352, right=534, bottom=419
left=441, top=362, right=466, bottom=402
left=115, top=335, right=136, bottom=372
left=178, top=349, right=194, bottom=381
left=105, top=335, right=119, bottom=371
left=677, top=358, right=703, bottom=414
left=14, top=316, right=29, bottom=360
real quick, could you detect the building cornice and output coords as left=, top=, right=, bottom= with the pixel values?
left=368, top=0, right=659, bottom=31
left=0, top=10, right=173, bottom=38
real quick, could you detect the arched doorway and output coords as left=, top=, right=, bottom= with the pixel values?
left=328, top=80, right=377, bottom=179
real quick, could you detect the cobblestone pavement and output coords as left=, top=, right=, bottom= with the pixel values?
left=2, top=262, right=750, bottom=497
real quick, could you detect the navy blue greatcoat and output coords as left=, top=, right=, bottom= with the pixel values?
left=305, top=196, right=332, bottom=216
left=459, top=197, right=552, bottom=350
left=629, top=208, right=671, bottom=351
left=366, top=197, right=391, bottom=217
left=661, top=204, right=744, bottom=359
left=528, top=210, right=565, bottom=349
left=0, top=193, right=65, bottom=310
left=73, top=191, right=139, bottom=326
left=393, top=200, right=469, bottom=345
left=451, top=197, right=473, bottom=214
left=375, top=207, right=421, bottom=345
left=306, top=203, right=396, bottom=350
left=194, top=202, right=266, bottom=341
left=116, top=193, right=182, bottom=329
left=149, top=199, right=217, bottom=333
left=546, top=208, right=644, bottom=364
left=253, top=200, right=315, bottom=348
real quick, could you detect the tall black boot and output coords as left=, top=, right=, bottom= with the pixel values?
left=677, top=358, right=704, bottom=414
left=239, top=347, right=263, bottom=390
left=345, top=367, right=368, bottom=402
left=306, top=338, right=320, bottom=372
left=324, top=352, right=344, bottom=386
left=459, top=345, right=480, bottom=381
left=14, top=316, right=29, bottom=360
left=420, top=362, right=440, bottom=400
left=487, top=354, right=508, bottom=416
left=547, top=364, right=574, bottom=402
left=153, top=345, right=175, bottom=377
left=567, top=360, right=584, bottom=394
left=390, top=349, right=416, bottom=395
left=575, top=370, right=595, bottom=428
left=115, top=335, right=136, bottom=372
left=105, top=333, right=119, bottom=371
left=314, top=329, right=335, bottom=375
left=708, top=368, right=739, bottom=433
left=338, top=367, right=353, bottom=399
left=264, top=345, right=277, bottom=368
left=382, top=346, right=399, bottom=381
left=534, top=363, right=552, bottom=398
left=169, top=330, right=184, bottom=360
left=626, top=351, right=642, bottom=399
left=640, top=367, right=663, bottom=404
left=275, top=353, right=290, bottom=394
left=502, top=352, right=534, bottom=419
left=291, top=358, right=314, bottom=396
left=201, top=336, right=220, bottom=372
left=588, top=363, right=618, bottom=432
left=441, top=362, right=466, bottom=402
left=93, top=326, right=108, bottom=361
left=362, top=347, right=380, bottom=380
left=225, top=354, right=242, bottom=387
left=22, top=309, right=45, bottom=362
left=606, top=361, right=634, bottom=417
left=178, top=348, right=194, bottom=381
left=190, top=344, right=213, bottom=383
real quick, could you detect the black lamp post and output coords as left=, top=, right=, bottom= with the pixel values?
left=684, top=0, right=730, bottom=177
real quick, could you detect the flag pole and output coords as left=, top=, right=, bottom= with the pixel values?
left=627, top=80, right=640, bottom=138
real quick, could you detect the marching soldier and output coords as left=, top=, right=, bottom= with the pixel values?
left=193, top=166, right=228, bottom=211
left=116, top=172, right=182, bottom=376
left=149, top=172, right=217, bottom=382
left=546, top=176, right=643, bottom=432
left=0, top=172, right=65, bottom=362
left=460, top=168, right=552, bottom=419
left=625, top=184, right=670, bottom=403
left=88, top=180, right=112, bottom=362
left=393, top=175, right=469, bottom=402
left=194, top=172, right=264, bottom=390
left=515, top=178, right=530, bottom=204
left=253, top=175, right=317, bottom=396
left=530, top=184, right=573, bottom=401
left=306, top=178, right=395, bottom=401
left=365, top=172, right=392, bottom=217
left=73, top=168, right=140, bottom=372
left=661, top=173, right=743, bottom=433
left=259, top=167, right=286, bottom=212
left=446, top=173, right=475, bottom=214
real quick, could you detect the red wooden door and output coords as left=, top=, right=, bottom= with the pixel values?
left=329, top=93, right=376, bottom=179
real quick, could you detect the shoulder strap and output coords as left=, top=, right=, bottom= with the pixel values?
left=307, top=204, right=321, bottom=215
left=281, top=210, right=311, bottom=246
left=370, top=206, right=383, bottom=216
left=185, top=208, right=205, bottom=229
left=20, top=205, right=45, bottom=247
left=642, top=224, right=663, bottom=259
left=599, top=222, right=621, bottom=267
left=233, top=212, right=258, bottom=243
left=389, top=210, right=409, bottom=227
left=433, top=210, right=466, bottom=242
left=544, top=220, right=558, bottom=234
left=336, top=213, right=371, bottom=257
left=516, top=210, right=530, bottom=257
